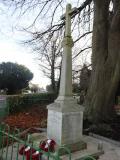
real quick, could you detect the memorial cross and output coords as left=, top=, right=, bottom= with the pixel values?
left=47, top=4, right=84, bottom=148
left=57, top=4, right=76, bottom=99
left=61, top=4, right=77, bottom=37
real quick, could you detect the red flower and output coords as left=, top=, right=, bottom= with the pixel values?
left=31, top=151, right=42, bottom=160
left=39, top=139, right=56, bottom=152
left=19, top=145, right=27, bottom=155
left=19, top=145, right=36, bottom=160
left=19, top=139, right=56, bottom=160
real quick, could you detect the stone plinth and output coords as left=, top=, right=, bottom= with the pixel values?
left=47, top=110, right=83, bottom=145
left=47, top=98, right=86, bottom=151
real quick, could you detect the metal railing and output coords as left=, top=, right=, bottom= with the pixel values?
left=0, top=123, right=71, bottom=160
left=0, top=123, right=96, bottom=160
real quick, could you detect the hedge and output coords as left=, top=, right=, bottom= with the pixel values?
left=6, top=93, right=57, bottom=114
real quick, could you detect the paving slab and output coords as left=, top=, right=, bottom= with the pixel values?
left=0, top=143, right=23, bottom=160
left=83, top=136, right=120, bottom=160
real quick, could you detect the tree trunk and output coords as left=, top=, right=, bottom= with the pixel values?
left=85, top=0, right=120, bottom=123
left=51, top=43, right=56, bottom=93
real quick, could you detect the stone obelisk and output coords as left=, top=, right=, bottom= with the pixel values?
left=47, top=4, right=85, bottom=151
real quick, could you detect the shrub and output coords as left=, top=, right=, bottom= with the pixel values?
left=7, top=93, right=57, bottom=114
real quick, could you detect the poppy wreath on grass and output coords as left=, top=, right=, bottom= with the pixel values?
left=19, top=139, right=56, bottom=160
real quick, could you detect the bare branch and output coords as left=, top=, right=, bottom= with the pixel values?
left=50, top=0, right=63, bottom=26
left=73, top=46, right=92, bottom=60
left=74, top=31, right=92, bottom=43
left=39, top=64, right=51, bottom=71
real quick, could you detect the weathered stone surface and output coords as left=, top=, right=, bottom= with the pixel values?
left=47, top=97, right=84, bottom=112
left=47, top=109, right=83, bottom=145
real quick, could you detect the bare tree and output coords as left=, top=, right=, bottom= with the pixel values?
left=31, top=32, right=63, bottom=93
left=2, top=0, right=92, bottom=59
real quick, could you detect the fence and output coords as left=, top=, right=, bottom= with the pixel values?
left=0, top=124, right=96, bottom=160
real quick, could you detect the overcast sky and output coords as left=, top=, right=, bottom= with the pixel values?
left=0, top=39, right=50, bottom=88
left=0, top=3, right=51, bottom=89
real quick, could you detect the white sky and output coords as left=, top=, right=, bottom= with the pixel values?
left=0, top=39, right=50, bottom=88
left=0, top=3, right=50, bottom=89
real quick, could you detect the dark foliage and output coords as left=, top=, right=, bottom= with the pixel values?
left=7, top=93, right=57, bottom=114
left=0, top=62, right=33, bottom=94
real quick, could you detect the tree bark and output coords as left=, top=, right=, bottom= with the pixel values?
left=85, top=0, right=120, bottom=123
left=51, top=43, right=56, bottom=93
